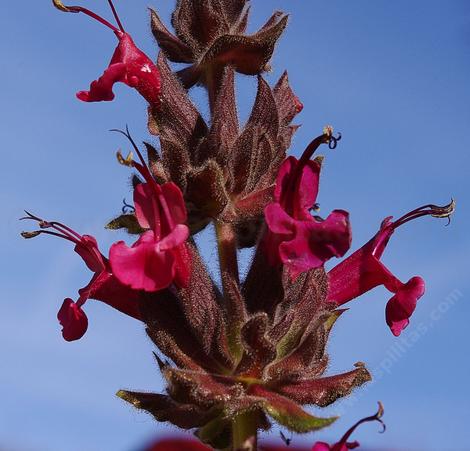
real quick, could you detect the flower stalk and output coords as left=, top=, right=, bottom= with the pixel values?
left=23, top=1, right=455, bottom=450
left=232, top=411, right=258, bottom=451
left=215, top=221, right=240, bottom=285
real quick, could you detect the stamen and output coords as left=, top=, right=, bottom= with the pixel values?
left=298, top=126, right=342, bottom=167
left=122, top=198, right=135, bottom=214
left=111, top=126, right=158, bottom=187
left=106, top=0, right=125, bottom=33
left=116, top=150, right=134, bottom=167
left=20, top=211, right=82, bottom=244
left=393, top=199, right=455, bottom=229
left=112, top=127, right=176, bottom=232
left=21, top=229, right=77, bottom=243
left=328, top=132, right=342, bottom=149
left=52, top=1, right=121, bottom=34
left=111, top=127, right=146, bottom=167
left=281, top=127, right=341, bottom=214
left=48, top=221, right=84, bottom=240
left=21, top=231, right=42, bottom=239
left=338, top=402, right=385, bottom=447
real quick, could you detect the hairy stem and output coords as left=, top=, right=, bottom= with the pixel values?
left=205, top=65, right=224, bottom=116
left=215, top=221, right=246, bottom=360
left=215, top=221, right=240, bottom=285
left=232, top=411, right=258, bottom=451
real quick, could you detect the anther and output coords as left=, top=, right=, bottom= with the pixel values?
left=116, top=150, right=134, bottom=167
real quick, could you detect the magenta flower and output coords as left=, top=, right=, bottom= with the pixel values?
left=312, top=403, right=385, bottom=451
left=109, top=131, right=190, bottom=292
left=53, top=1, right=160, bottom=106
left=21, top=214, right=141, bottom=341
left=263, top=128, right=351, bottom=279
left=144, top=438, right=211, bottom=451
left=327, top=201, right=455, bottom=336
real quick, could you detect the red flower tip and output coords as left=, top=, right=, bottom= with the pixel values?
left=57, top=298, right=88, bottom=341
left=294, top=95, right=304, bottom=114
left=312, top=402, right=385, bottom=451
left=263, top=130, right=351, bottom=278
left=328, top=200, right=454, bottom=336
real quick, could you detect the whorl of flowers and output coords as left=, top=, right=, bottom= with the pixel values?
left=22, top=1, right=454, bottom=449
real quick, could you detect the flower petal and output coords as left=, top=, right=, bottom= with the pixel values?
left=328, top=219, right=425, bottom=335
left=74, top=235, right=106, bottom=273
left=57, top=298, right=88, bottom=341
left=158, top=224, right=189, bottom=251
left=86, top=272, right=142, bottom=320
left=274, top=156, right=296, bottom=202
left=312, top=443, right=332, bottom=451
left=134, top=182, right=161, bottom=233
left=161, top=182, right=188, bottom=225
left=327, top=252, right=393, bottom=306
left=295, top=160, right=321, bottom=215
left=265, top=202, right=295, bottom=235
left=278, top=210, right=351, bottom=279
left=109, top=231, right=175, bottom=292
left=76, top=62, right=127, bottom=102
left=386, top=276, right=425, bottom=336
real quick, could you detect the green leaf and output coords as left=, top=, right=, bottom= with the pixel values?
left=249, top=385, right=337, bottom=433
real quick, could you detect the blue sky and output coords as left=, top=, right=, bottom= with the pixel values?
left=1, top=1, right=469, bottom=450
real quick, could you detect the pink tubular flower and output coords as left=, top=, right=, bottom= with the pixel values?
left=327, top=201, right=455, bottom=336
left=53, top=1, right=160, bottom=106
left=21, top=213, right=142, bottom=341
left=312, top=402, right=385, bottom=451
left=264, top=128, right=351, bottom=279
left=109, top=130, right=190, bottom=292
